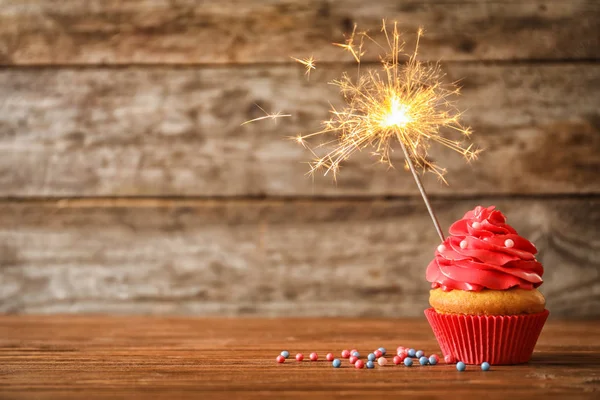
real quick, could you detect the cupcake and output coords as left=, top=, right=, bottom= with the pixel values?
left=424, top=205, right=549, bottom=365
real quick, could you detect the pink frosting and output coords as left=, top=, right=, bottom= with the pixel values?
left=426, top=206, right=544, bottom=291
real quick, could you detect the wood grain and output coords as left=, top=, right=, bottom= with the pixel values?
left=0, top=316, right=599, bottom=399
left=0, top=0, right=598, bottom=65
left=1, top=63, right=598, bottom=197
left=1, top=197, right=598, bottom=317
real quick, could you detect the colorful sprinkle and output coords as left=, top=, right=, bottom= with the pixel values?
left=296, top=353, right=304, bottom=361
left=374, top=350, right=383, bottom=358
left=407, top=348, right=416, bottom=357
left=437, top=244, right=446, bottom=253
left=393, top=356, right=402, bottom=365
left=456, top=361, right=466, bottom=372
left=341, top=349, right=351, bottom=359
left=280, top=350, right=289, bottom=359
left=481, top=362, right=491, bottom=371
left=326, top=353, right=334, bottom=361
left=332, top=359, right=341, bottom=368
left=460, top=240, right=468, bottom=249
left=349, top=356, right=358, bottom=365
left=368, top=353, right=376, bottom=362
left=378, top=347, right=386, bottom=356
left=366, top=360, right=375, bottom=369
left=419, top=356, right=429, bottom=365
left=429, top=355, right=438, bottom=365
left=310, top=352, right=318, bottom=361
left=415, top=350, right=424, bottom=358
left=276, top=355, right=285, bottom=363
left=505, top=239, right=515, bottom=248
left=377, top=357, right=388, bottom=366
left=351, top=351, right=360, bottom=358
left=404, top=357, right=413, bottom=367
left=355, top=360, right=365, bottom=369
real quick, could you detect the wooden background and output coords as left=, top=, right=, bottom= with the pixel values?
left=0, top=0, right=599, bottom=317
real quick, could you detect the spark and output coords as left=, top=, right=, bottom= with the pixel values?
left=291, top=56, right=317, bottom=79
left=295, top=20, right=480, bottom=183
left=241, top=104, right=292, bottom=126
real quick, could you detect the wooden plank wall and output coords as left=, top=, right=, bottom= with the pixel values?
left=0, top=0, right=599, bottom=317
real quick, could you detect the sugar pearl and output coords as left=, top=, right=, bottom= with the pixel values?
left=355, top=360, right=365, bottom=369
left=472, top=221, right=481, bottom=229
left=280, top=350, right=290, bottom=359
left=310, top=352, right=318, bottom=361
left=481, top=362, right=491, bottom=371
left=349, top=356, right=358, bottom=365
left=393, top=356, right=402, bottom=365
left=396, top=346, right=405, bottom=354
left=505, top=239, right=515, bottom=248
left=444, top=354, right=454, bottom=364
left=332, top=359, right=341, bottom=368
left=296, top=353, right=304, bottom=361
left=326, top=353, right=334, bottom=361
left=366, top=360, right=375, bottom=369
left=419, top=356, right=429, bottom=365
left=341, top=349, right=351, bottom=358
left=378, top=347, right=387, bottom=356
left=460, top=240, right=468, bottom=249
left=415, top=350, right=424, bottom=358
left=437, top=244, right=446, bottom=253
left=429, top=354, right=439, bottom=365
left=276, top=355, right=285, bottom=363
left=407, top=348, right=416, bottom=357
left=377, top=357, right=387, bottom=366
left=351, top=351, right=360, bottom=358
left=456, top=361, right=466, bottom=372
left=404, top=357, right=413, bottom=367
left=374, top=350, right=383, bottom=358
left=368, top=353, right=376, bottom=362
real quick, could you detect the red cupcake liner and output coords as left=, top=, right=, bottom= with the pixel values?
left=424, top=308, right=549, bottom=365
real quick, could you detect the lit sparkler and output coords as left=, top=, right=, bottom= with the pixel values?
left=291, top=56, right=317, bottom=79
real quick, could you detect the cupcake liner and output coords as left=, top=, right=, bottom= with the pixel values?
left=424, top=308, right=549, bottom=365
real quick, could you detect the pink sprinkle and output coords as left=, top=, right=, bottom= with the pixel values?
left=505, top=239, right=515, bottom=248
left=296, top=353, right=304, bottom=361
left=355, top=360, right=365, bottom=369
left=341, top=349, right=350, bottom=358
left=326, top=353, right=334, bottom=361
left=393, top=356, right=402, bottom=365
left=349, top=356, right=358, bottom=364
left=472, top=222, right=481, bottom=229
left=276, top=355, right=285, bottom=363
left=460, top=240, right=468, bottom=249
left=437, top=244, right=446, bottom=253
left=430, top=354, right=440, bottom=363
left=444, top=354, right=455, bottom=364
left=377, top=357, right=387, bottom=366
left=310, top=352, right=318, bottom=361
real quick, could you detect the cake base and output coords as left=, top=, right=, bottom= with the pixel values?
left=425, top=308, right=549, bottom=365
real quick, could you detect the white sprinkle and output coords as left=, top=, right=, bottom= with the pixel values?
left=472, top=222, right=481, bottom=229
left=505, top=239, right=515, bottom=248
left=437, top=244, right=446, bottom=253
left=460, top=240, right=468, bottom=249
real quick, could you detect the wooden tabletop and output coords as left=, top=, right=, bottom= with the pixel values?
left=1, top=316, right=599, bottom=399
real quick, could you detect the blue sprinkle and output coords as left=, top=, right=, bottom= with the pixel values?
left=415, top=350, right=424, bottom=358
left=378, top=347, right=386, bottom=355
left=404, top=357, right=413, bottom=367
left=366, top=360, right=375, bottom=369
left=481, top=362, right=490, bottom=371
left=407, top=348, right=416, bottom=357
left=280, top=350, right=289, bottom=359
left=419, top=356, right=429, bottom=365
left=428, top=356, right=438, bottom=365
left=367, top=353, right=376, bottom=361
left=456, top=361, right=466, bottom=372
left=332, top=359, right=341, bottom=368
left=351, top=351, right=360, bottom=358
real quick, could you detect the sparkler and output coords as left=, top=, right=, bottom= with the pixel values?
left=291, top=56, right=317, bottom=79
left=295, top=21, right=479, bottom=242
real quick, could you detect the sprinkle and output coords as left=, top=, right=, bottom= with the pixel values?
left=276, top=355, right=285, bottom=363
left=368, top=353, right=376, bottom=362
left=366, top=360, right=375, bottom=369
left=374, top=350, right=383, bottom=358
left=415, top=350, right=424, bottom=358
left=437, top=244, right=446, bottom=253
left=326, top=353, right=334, bottom=361
left=332, top=359, right=341, bottom=368
left=393, top=356, right=402, bottom=365
left=341, top=349, right=351, bottom=358
left=407, top=348, right=416, bottom=357
left=349, top=356, right=358, bottom=364
left=481, top=362, right=491, bottom=371
left=460, top=240, right=468, bottom=249
left=310, top=352, right=318, bottom=361
left=377, top=357, right=388, bottom=366
left=404, top=357, right=413, bottom=367
left=296, top=353, right=304, bottom=361
left=280, top=350, right=289, bottom=359
left=355, top=360, right=365, bottom=369
left=456, top=361, right=466, bottom=372
left=444, top=354, right=454, bottom=364
left=429, top=355, right=439, bottom=365
left=351, top=351, right=360, bottom=358
left=419, top=356, right=429, bottom=365
left=472, top=222, right=481, bottom=229
left=378, top=347, right=387, bottom=356
left=504, top=239, right=515, bottom=248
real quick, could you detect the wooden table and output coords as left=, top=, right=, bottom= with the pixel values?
left=1, top=316, right=599, bottom=399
